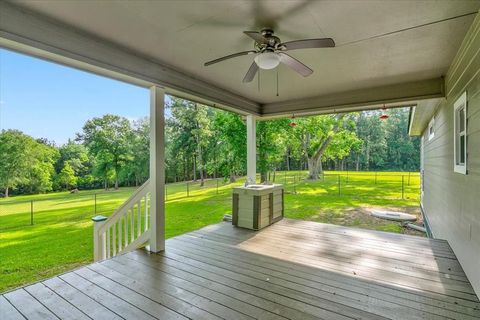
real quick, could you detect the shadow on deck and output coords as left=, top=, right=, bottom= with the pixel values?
left=2, top=219, right=480, bottom=319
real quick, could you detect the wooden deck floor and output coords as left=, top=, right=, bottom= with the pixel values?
left=2, top=219, right=480, bottom=320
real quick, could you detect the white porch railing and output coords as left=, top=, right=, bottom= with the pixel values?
left=92, top=180, right=151, bottom=261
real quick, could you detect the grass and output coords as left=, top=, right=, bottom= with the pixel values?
left=0, top=170, right=420, bottom=292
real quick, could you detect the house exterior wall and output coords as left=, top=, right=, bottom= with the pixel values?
left=421, top=13, right=480, bottom=295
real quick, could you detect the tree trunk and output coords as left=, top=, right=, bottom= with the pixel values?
left=306, top=135, right=333, bottom=180
left=5, top=187, right=9, bottom=198
left=229, top=172, right=236, bottom=183
left=198, top=145, right=204, bottom=187
left=184, top=158, right=188, bottom=182
left=286, top=151, right=290, bottom=171
left=193, top=155, right=197, bottom=181
left=261, top=172, right=267, bottom=183
left=304, top=114, right=346, bottom=179
left=307, top=156, right=321, bottom=180
left=365, top=142, right=370, bottom=170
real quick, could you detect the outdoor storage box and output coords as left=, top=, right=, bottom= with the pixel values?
left=232, top=184, right=284, bottom=230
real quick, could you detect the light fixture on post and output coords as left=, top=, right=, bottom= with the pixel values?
left=254, top=52, right=280, bottom=70
left=379, top=105, right=389, bottom=120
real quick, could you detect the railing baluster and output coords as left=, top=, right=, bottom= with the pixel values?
left=144, top=195, right=148, bottom=231
left=112, top=223, right=117, bottom=256
left=124, top=214, right=128, bottom=247
left=130, top=208, right=134, bottom=243
left=118, top=219, right=122, bottom=252
left=137, top=201, right=141, bottom=237
left=106, top=227, right=110, bottom=258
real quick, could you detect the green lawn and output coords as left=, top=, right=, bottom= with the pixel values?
left=0, top=171, right=420, bottom=292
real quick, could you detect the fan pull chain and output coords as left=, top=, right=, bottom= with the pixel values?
left=276, top=67, right=279, bottom=97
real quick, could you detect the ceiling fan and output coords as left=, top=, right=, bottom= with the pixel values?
left=204, top=29, right=335, bottom=83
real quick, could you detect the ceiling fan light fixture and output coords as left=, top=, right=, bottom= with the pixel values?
left=254, top=52, right=280, bottom=70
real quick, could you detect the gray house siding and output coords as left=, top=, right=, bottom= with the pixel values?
left=421, top=13, right=480, bottom=295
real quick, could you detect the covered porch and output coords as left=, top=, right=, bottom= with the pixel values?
left=1, top=1, right=480, bottom=318
left=2, top=219, right=479, bottom=320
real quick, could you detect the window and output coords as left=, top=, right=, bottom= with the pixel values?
left=454, top=92, right=467, bottom=174
left=428, top=116, right=435, bottom=141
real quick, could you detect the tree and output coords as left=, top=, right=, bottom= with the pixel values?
left=55, top=140, right=93, bottom=189
left=56, top=140, right=90, bottom=174
left=78, top=114, right=132, bottom=189
left=166, top=98, right=212, bottom=185
left=192, top=103, right=212, bottom=186
left=212, top=111, right=247, bottom=182
left=57, top=161, right=77, bottom=190
left=256, top=119, right=290, bottom=182
left=295, top=114, right=361, bottom=179
left=0, top=130, right=33, bottom=197
left=24, top=139, right=58, bottom=194
left=384, top=109, right=420, bottom=170
left=352, top=111, right=387, bottom=170
left=0, top=130, right=58, bottom=197
left=123, top=117, right=150, bottom=186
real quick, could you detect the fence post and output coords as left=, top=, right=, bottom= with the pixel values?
left=30, top=200, right=34, bottom=225
left=338, top=175, right=341, bottom=196
left=284, top=171, right=287, bottom=185
left=187, top=181, right=190, bottom=197
left=402, top=175, right=405, bottom=199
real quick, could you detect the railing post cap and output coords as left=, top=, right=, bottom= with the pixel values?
left=92, top=215, right=108, bottom=222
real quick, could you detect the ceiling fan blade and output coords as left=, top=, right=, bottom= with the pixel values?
left=281, top=38, right=335, bottom=51
left=243, top=61, right=259, bottom=83
left=204, top=50, right=256, bottom=66
left=243, top=31, right=267, bottom=44
left=279, top=53, right=313, bottom=77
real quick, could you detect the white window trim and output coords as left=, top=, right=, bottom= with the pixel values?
left=428, top=116, right=435, bottom=141
left=453, top=91, right=467, bottom=174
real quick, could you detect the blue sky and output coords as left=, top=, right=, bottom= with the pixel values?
left=0, top=49, right=149, bottom=145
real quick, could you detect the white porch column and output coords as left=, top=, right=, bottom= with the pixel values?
left=149, top=86, right=165, bottom=252
left=246, top=114, right=256, bottom=183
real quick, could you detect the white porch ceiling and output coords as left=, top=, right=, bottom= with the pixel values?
left=3, top=0, right=480, bottom=115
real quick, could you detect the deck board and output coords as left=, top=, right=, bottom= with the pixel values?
left=0, top=295, right=25, bottom=320
left=2, top=219, right=480, bottom=319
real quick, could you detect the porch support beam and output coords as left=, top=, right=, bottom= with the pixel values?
left=246, top=115, right=257, bottom=183
left=149, top=86, right=165, bottom=252
left=0, top=1, right=260, bottom=116
left=261, top=78, right=445, bottom=117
